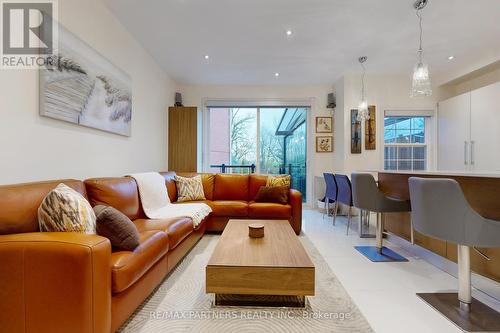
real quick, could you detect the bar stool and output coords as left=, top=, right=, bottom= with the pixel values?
left=351, top=172, right=410, bottom=262
left=409, top=177, right=500, bottom=332
left=322, top=173, right=338, bottom=220
left=334, top=174, right=354, bottom=234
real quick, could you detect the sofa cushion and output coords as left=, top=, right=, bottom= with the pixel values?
left=213, top=174, right=249, bottom=200
left=0, top=179, right=87, bottom=235
left=249, top=174, right=268, bottom=200
left=211, top=200, right=248, bottom=217
left=254, top=185, right=289, bottom=205
left=38, top=183, right=96, bottom=234
left=176, top=173, right=215, bottom=200
left=266, top=174, right=291, bottom=188
left=248, top=202, right=292, bottom=218
left=174, top=175, right=206, bottom=202
left=159, top=171, right=178, bottom=202
left=94, top=205, right=140, bottom=251
left=133, top=217, right=193, bottom=249
left=84, top=177, right=144, bottom=220
left=111, top=230, right=169, bottom=293
left=160, top=171, right=216, bottom=201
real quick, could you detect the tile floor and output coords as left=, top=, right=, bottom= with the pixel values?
left=302, top=209, right=500, bottom=333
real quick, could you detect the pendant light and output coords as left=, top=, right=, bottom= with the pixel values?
left=410, top=0, right=432, bottom=97
left=357, top=56, right=369, bottom=121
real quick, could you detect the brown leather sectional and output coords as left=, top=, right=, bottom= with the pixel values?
left=0, top=172, right=302, bottom=333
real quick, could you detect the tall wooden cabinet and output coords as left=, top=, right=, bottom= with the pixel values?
left=438, top=81, right=500, bottom=172
left=168, top=106, right=199, bottom=172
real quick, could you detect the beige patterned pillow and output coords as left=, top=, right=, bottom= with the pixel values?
left=266, top=174, right=291, bottom=188
left=174, top=175, right=206, bottom=202
left=38, top=183, right=96, bottom=234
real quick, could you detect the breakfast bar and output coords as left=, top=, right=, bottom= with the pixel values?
left=376, top=170, right=500, bottom=283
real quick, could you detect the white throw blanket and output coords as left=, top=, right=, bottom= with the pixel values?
left=128, top=172, right=211, bottom=228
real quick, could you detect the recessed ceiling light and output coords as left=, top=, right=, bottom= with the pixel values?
left=286, top=30, right=293, bottom=36
left=274, top=72, right=280, bottom=77
left=204, top=55, right=210, bottom=60
left=448, top=55, right=455, bottom=60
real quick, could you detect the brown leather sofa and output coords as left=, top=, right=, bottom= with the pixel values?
left=162, top=172, right=302, bottom=235
left=0, top=172, right=302, bottom=333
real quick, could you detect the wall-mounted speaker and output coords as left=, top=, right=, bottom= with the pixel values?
left=327, top=93, right=336, bottom=109
left=174, top=92, right=183, bottom=107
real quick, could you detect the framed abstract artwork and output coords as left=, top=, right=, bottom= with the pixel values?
left=316, top=136, right=333, bottom=153
left=364, top=105, right=376, bottom=150
left=40, top=25, right=132, bottom=136
left=316, top=116, right=333, bottom=133
left=351, top=109, right=361, bottom=154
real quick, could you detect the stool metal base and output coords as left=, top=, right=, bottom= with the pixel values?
left=355, top=246, right=408, bottom=262
left=417, top=293, right=500, bottom=332
left=358, top=210, right=376, bottom=238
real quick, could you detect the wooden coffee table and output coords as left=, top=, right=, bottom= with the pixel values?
left=206, top=219, right=315, bottom=307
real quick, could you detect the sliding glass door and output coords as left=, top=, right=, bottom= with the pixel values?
left=207, top=106, right=308, bottom=201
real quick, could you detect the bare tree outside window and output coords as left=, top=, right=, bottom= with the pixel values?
left=230, top=108, right=257, bottom=169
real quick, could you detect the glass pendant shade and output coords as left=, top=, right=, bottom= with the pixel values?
left=357, top=56, right=369, bottom=121
left=411, top=60, right=432, bottom=97
left=410, top=2, right=432, bottom=98
left=357, top=99, right=370, bottom=121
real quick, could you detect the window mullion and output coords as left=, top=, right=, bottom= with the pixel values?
left=256, top=107, right=260, bottom=174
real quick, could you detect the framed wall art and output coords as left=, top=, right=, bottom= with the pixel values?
left=40, top=25, right=132, bottom=136
left=316, top=136, right=333, bottom=153
left=316, top=116, right=333, bottom=133
left=351, top=109, right=361, bottom=154
left=364, top=105, right=376, bottom=150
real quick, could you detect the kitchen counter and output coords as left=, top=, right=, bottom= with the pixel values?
left=374, top=170, right=500, bottom=283
left=362, top=169, right=500, bottom=179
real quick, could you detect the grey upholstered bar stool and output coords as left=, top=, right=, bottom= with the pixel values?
left=351, top=173, right=411, bottom=262
left=409, top=177, right=500, bottom=332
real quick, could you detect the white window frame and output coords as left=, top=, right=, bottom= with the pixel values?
left=383, top=114, right=432, bottom=171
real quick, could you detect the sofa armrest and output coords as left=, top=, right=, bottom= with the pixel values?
left=0, top=232, right=112, bottom=333
left=289, top=189, right=302, bottom=235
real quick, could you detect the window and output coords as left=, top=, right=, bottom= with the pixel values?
left=207, top=106, right=308, bottom=201
left=384, top=116, right=427, bottom=171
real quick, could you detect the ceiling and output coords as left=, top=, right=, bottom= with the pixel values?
left=103, top=0, right=500, bottom=85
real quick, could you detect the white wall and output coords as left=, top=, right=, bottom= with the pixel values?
left=0, top=0, right=177, bottom=184
left=179, top=77, right=438, bottom=203
left=438, top=62, right=500, bottom=99
left=179, top=84, right=341, bottom=175
left=179, top=83, right=340, bottom=204
left=339, top=74, right=438, bottom=175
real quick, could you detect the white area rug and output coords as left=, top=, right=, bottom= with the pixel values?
left=118, top=234, right=373, bottom=333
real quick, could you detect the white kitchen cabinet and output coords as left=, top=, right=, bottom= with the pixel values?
left=470, top=81, right=500, bottom=172
left=438, top=81, right=500, bottom=172
left=438, top=93, right=470, bottom=171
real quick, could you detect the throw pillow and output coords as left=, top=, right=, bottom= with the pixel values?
left=174, top=175, right=206, bottom=202
left=93, top=205, right=140, bottom=251
left=38, top=183, right=96, bottom=234
left=254, top=185, right=289, bottom=205
left=266, top=174, right=291, bottom=188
